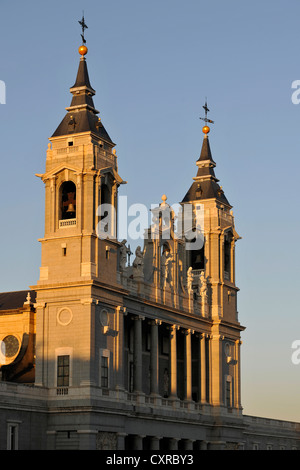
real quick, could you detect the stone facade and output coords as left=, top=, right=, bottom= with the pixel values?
left=0, top=44, right=299, bottom=451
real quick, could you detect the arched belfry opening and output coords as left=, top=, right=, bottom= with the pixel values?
left=224, top=232, right=233, bottom=280
left=99, top=183, right=111, bottom=233
left=100, top=184, right=111, bottom=207
left=190, top=243, right=205, bottom=271
left=61, top=181, right=76, bottom=220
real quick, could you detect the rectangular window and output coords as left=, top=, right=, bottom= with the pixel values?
left=99, top=349, right=110, bottom=389
left=225, top=378, right=232, bottom=408
left=57, top=355, right=70, bottom=387
left=7, top=423, right=19, bottom=450
left=101, top=356, right=109, bottom=388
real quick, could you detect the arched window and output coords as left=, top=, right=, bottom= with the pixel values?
left=99, top=184, right=111, bottom=232
left=61, top=181, right=76, bottom=220
left=101, top=184, right=111, bottom=206
left=191, top=245, right=205, bottom=270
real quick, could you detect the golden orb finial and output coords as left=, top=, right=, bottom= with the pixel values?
left=202, top=125, right=210, bottom=135
left=79, top=45, right=88, bottom=56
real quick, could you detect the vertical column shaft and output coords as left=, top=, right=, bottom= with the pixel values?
left=234, top=339, right=241, bottom=408
left=133, top=435, right=143, bottom=450
left=170, top=325, right=178, bottom=398
left=150, top=320, right=160, bottom=395
left=133, top=315, right=143, bottom=393
left=200, top=333, right=207, bottom=403
left=210, top=334, right=222, bottom=405
left=150, top=437, right=160, bottom=450
left=184, top=329, right=192, bottom=401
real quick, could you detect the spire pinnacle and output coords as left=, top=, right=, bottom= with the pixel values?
left=199, top=99, right=214, bottom=136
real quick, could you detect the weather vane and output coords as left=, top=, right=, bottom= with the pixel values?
left=78, top=13, right=88, bottom=45
left=199, top=99, right=214, bottom=135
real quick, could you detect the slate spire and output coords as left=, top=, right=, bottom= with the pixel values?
left=51, top=40, right=114, bottom=145
left=182, top=117, right=230, bottom=207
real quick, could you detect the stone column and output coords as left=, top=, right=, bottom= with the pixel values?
left=76, top=172, right=83, bottom=232
left=199, top=440, right=208, bottom=450
left=150, top=320, right=160, bottom=396
left=133, top=315, right=143, bottom=393
left=234, top=340, right=242, bottom=409
left=231, top=238, right=235, bottom=284
left=133, top=435, right=144, bottom=450
left=111, top=183, right=117, bottom=239
left=169, top=438, right=179, bottom=450
left=170, top=325, right=179, bottom=398
left=35, top=302, right=46, bottom=387
left=183, top=439, right=194, bottom=450
left=49, top=176, right=56, bottom=233
left=210, top=334, right=223, bottom=406
left=220, top=232, right=225, bottom=283
left=150, top=436, right=161, bottom=450
left=184, top=329, right=193, bottom=402
left=115, top=307, right=126, bottom=394
left=200, top=333, right=207, bottom=403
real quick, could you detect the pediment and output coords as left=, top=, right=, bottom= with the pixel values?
left=35, top=164, right=84, bottom=182
left=223, top=225, right=242, bottom=241
left=100, top=166, right=126, bottom=186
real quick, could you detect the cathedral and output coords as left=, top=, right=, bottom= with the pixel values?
left=0, top=30, right=299, bottom=451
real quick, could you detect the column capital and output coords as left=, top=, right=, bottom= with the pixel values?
left=168, top=324, right=180, bottom=331
left=211, top=334, right=224, bottom=341
left=182, top=328, right=194, bottom=336
left=149, top=319, right=162, bottom=326
left=131, top=314, right=145, bottom=321
left=195, top=332, right=208, bottom=339
left=116, top=306, right=126, bottom=315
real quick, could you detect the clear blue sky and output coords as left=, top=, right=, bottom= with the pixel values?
left=0, top=0, right=300, bottom=421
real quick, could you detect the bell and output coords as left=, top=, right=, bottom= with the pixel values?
left=66, top=203, right=75, bottom=213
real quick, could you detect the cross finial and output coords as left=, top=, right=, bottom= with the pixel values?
left=199, top=99, right=214, bottom=135
left=78, top=13, right=88, bottom=45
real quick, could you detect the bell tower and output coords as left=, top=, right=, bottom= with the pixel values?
left=35, top=33, right=125, bottom=285
left=32, top=22, right=125, bottom=388
left=181, top=104, right=243, bottom=408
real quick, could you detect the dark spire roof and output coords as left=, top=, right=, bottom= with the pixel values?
left=52, top=57, right=114, bottom=145
left=197, top=134, right=214, bottom=163
left=182, top=134, right=231, bottom=206
left=71, top=57, right=94, bottom=91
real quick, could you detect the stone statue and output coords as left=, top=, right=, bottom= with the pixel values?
left=199, top=271, right=208, bottom=297
left=199, top=271, right=208, bottom=316
left=119, top=239, right=128, bottom=271
left=161, top=250, right=168, bottom=281
left=133, top=245, right=144, bottom=277
left=187, top=267, right=194, bottom=293
left=161, top=249, right=173, bottom=287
